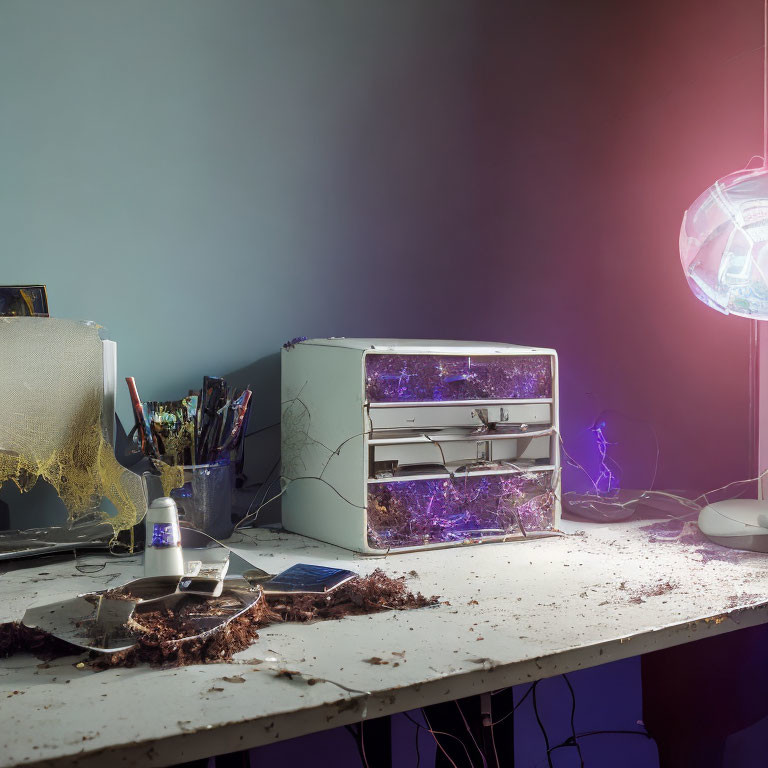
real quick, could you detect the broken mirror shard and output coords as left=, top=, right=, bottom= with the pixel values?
left=21, top=579, right=262, bottom=653
left=365, top=354, right=552, bottom=402
left=367, top=471, right=556, bottom=549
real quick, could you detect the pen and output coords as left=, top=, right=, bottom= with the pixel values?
left=125, top=377, right=158, bottom=458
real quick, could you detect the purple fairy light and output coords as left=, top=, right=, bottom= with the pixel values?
left=590, top=418, right=619, bottom=496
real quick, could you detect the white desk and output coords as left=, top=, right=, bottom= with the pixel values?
left=1, top=519, right=767, bottom=768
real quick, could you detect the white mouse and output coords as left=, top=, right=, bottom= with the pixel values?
left=698, top=499, right=768, bottom=553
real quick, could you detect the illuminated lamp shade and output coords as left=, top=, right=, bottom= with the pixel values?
left=680, top=167, right=768, bottom=319
left=679, top=167, right=768, bottom=552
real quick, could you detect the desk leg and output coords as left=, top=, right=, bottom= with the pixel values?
left=355, top=716, right=392, bottom=768
left=642, top=624, right=768, bottom=768
left=215, top=751, right=250, bottom=768
left=424, top=693, right=515, bottom=767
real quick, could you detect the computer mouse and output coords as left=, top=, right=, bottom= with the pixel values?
left=698, top=499, right=768, bottom=553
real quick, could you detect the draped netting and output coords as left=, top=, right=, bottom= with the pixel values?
left=0, top=317, right=147, bottom=534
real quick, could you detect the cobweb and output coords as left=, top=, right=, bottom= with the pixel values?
left=0, top=317, right=146, bottom=534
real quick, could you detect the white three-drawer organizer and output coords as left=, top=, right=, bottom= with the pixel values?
left=281, top=339, right=560, bottom=553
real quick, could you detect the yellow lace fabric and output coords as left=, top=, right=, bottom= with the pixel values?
left=0, top=317, right=147, bottom=534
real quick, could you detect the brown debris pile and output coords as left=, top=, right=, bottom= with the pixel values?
left=625, top=580, right=678, bottom=604
left=367, top=491, right=429, bottom=550
left=269, top=568, right=435, bottom=622
left=0, top=621, right=81, bottom=661
left=0, top=569, right=437, bottom=670
left=90, top=596, right=275, bottom=670
left=725, top=593, right=764, bottom=609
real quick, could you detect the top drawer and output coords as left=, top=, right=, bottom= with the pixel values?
left=365, top=353, right=553, bottom=403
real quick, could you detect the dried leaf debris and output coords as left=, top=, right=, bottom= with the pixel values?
left=0, top=569, right=438, bottom=670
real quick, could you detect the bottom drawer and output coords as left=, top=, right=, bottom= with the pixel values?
left=367, top=471, right=555, bottom=550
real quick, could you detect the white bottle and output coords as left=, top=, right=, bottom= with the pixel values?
left=144, top=497, right=185, bottom=578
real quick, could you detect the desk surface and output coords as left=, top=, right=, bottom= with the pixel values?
left=1, top=518, right=768, bottom=768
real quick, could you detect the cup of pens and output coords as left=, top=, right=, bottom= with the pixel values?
left=126, top=375, right=252, bottom=541
left=170, top=460, right=236, bottom=540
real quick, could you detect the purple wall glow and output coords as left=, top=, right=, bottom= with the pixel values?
left=288, top=0, right=756, bottom=499
left=466, top=0, right=756, bottom=496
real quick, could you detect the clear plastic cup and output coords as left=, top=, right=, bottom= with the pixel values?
left=170, top=460, right=235, bottom=541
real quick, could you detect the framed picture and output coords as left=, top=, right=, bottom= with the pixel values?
left=0, top=285, right=49, bottom=317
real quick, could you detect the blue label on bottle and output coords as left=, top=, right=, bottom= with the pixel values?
left=151, top=522, right=178, bottom=548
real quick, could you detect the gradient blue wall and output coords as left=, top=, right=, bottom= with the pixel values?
left=0, top=0, right=477, bottom=421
